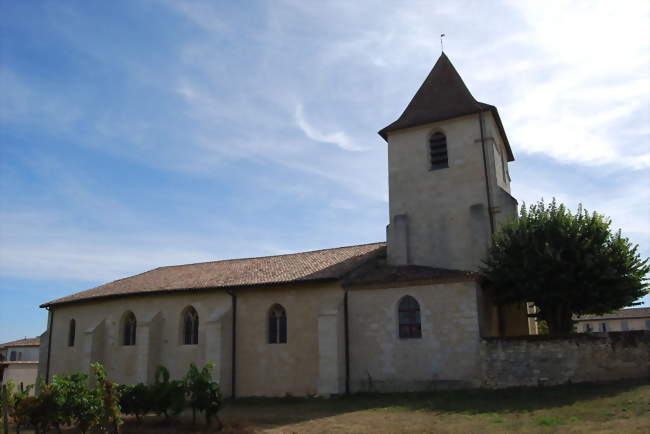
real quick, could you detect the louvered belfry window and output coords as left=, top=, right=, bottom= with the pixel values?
left=429, top=132, right=448, bottom=169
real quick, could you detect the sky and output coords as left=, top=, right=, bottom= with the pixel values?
left=1, top=0, right=648, bottom=343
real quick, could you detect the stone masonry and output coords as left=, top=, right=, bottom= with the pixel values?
left=481, top=331, right=650, bottom=388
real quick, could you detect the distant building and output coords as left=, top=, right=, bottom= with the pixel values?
left=0, top=336, right=40, bottom=394
left=574, top=308, right=650, bottom=333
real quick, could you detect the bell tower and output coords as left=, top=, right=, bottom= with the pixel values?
left=380, top=53, right=517, bottom=271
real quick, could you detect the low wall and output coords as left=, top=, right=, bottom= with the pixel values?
left=481, top=331, right=650, bottom=388
left=0, top=362, right=39, bottom=395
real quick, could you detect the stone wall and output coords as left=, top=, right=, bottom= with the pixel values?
left=481, top=331, right=650, bottom=388
left=386, top=113, right=507, bottom=271
left=349, top=281, right=483, bottom=393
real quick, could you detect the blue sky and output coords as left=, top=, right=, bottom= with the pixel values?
left=1, top=0, right=648, bottom=343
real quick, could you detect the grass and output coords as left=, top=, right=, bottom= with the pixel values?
left=6, top=379, right=650, bottom=433
left=218, top=379, right=650, bottom=433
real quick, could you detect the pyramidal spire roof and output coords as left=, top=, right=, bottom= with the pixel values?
left=379, top=53, right=514, bottom=161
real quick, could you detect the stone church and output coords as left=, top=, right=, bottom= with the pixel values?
left=38, top=53, right=531, bottom=397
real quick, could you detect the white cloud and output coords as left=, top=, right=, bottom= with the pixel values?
left=2, top=0, right=648, bottom=292
left=294, top=104, right=366, bottom=152
left=499, top=0, right=650, bottom=169
left=162, top=0, right=230, bottom=34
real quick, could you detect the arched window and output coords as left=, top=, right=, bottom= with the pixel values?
left=68, top=319, right=76, bottom=347
left=182, top=307, right=199, bottom=345
left=122, top=312, right=137, bottom=346
left=398, top=296, right=422, bottom=339
left=268, top=304, right=287, bottom=344
left=429, top=132, right=448, bottom=170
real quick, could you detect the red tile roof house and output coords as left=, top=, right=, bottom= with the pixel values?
left=574, top=307, right=650, bottom=333
left=38, top=53, right=533, bottom=397
left=0, top=337, right=40, bottom=395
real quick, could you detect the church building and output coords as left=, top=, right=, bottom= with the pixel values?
left=38, top=53, right=530, bottom=397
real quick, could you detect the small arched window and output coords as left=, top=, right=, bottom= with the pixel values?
left=429, top=132, right=448, bottom=170
left=268, top=304, right=287, bottom=344
left=122, top=312, right=137, bottom=346
left=398, top=296, right=422, bottom=339
left=68, top=319, right=76, bottom=347
left=182, top=307, right=199, bottom=345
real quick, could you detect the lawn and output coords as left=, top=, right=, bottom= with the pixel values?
left=7, top=379, right=650, bottom=433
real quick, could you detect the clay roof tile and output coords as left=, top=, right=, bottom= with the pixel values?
left=41, top=243, right=386, bottom=307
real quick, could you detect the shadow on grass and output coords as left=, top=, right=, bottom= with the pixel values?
left=222, top=378, right=649, bottom=428
left=7, top=379, right=647, bottom=433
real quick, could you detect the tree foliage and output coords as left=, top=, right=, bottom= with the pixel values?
left=91, top=362, right=122, bottom=434
left=149, top=365, right=186, bottom=419
left=118, top=383, right=151, bottom=424
left=4, top=362, right=224, bottom=431
left=53, top=372, right=101, bottom=433
left=184, top=362, right=223, bottom=428
left=481, top=199, right=649, bottom=335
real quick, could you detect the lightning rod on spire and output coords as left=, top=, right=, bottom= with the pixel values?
left=440, top=33, right=445, bottom=52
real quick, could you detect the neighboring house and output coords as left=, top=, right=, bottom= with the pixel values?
left=39, top=53, right=532, bottom=397
left=0, top=337, right=40, bottom=394
left=575, top=308, right=650, bottom=333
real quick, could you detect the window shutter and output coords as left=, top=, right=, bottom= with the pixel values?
left=429, top=133, right=448, bottom=169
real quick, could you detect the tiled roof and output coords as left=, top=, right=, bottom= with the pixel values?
left=41, top=243, right=386, bottom=307
left=0, top=337, right=40, bottom=348
left=343, top=253, right=477, bottom=287
left=378, top=53, right=514, bottom=161
left=574, top=307, right=650, bottom=321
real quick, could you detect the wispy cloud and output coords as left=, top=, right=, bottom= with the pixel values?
left=0, top=0, right=647, bottom=314
left=294, top=104, right=366, bottom=152
left=498, top=0, right=650, bottom=169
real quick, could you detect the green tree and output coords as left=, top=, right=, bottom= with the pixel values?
left=118, top=383, right=151, bottom=424
left=22, top=380, right=63, bottom=433
left=52, top=373, right=101, bottom=433
left=90, top=363, right=122, bottom=434
left=184, top=362, right=223, bottom=429
left=5, top=381, right=33, bottom=432
left=481, top=199, right=649, bottom=335
left=150, top=365, right=186, bottom=419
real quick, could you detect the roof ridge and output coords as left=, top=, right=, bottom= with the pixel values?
left=155, top=242, right=386, bottom=269
left=40, top=242, right=388, bottom=307
left=87, top=242, right=385, bottom=288
left=0, top=337, right=40, bottom=347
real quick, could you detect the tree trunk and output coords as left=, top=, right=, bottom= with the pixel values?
left=540, top=303, right=574, bottom=336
